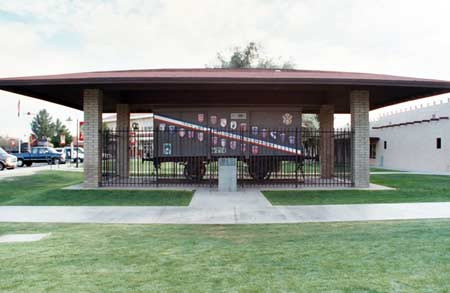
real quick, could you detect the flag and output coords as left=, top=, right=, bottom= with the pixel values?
left=17, top=100, right=20, bottom=117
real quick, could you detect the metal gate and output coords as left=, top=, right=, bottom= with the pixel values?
left=101, top=128, right=352, bottom=187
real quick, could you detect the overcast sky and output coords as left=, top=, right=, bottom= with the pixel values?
left=0, top=0, right=449, bottom=137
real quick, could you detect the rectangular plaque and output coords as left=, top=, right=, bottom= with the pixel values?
left=218, top=158, right=237, bottom=192
left=230, top=113, right=247, bottom=120
left=219, top=157, right=236, bottom=166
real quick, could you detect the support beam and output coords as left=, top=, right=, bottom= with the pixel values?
left=83, top=89, right=103, bottom=188
left=350, top=90, right=370, bottom=187
left=319, top=104, right=334, bottom=179
left=116, top=104, right=130, bottom=178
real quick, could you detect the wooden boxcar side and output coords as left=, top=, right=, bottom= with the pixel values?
left=154, top=107, right=302, bottom=158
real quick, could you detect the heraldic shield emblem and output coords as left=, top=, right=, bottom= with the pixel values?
left=210, top=115, right=217, bottom=125
left=251, top=126, right=258, bottom=136
left=282, top=113, right=293, bottom=125
left=240, top=123, right=247, bottom=131
left=220, top=118, right=227, bottom=128
left=197, top=113, right=205, bottom=123
left=251, top=145, right=259, bottom=155
left=168, top=125, right=176, bottom=134
left=178, top=128, right=186, bottom=138
left=197, top=132, right=204, bottom=141
left=261, top=128, right=268, bottom=138
left=288, top=135, right=295, bottom=145
left=270, top=131, right=277, bottom=140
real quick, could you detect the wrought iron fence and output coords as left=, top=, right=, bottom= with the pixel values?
left=101, top=128, right=352, bottom=187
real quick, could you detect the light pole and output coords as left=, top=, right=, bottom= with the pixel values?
left=67, top=117, right=80, bottom=168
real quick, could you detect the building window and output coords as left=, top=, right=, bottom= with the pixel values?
left=369, top=143, right=376, bottom=159
left=384, top=141, right=387, bottom=149
left=437, top=137, right=442, bottom=149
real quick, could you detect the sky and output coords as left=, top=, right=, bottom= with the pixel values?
left=0, top=0, right=449, bottom=137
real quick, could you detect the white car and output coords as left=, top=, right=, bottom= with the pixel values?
left=58, top=147, right=84, bottom=163
left=0, top=147, right=17, bottom=170
left=54, top=148, right=67, bottom=163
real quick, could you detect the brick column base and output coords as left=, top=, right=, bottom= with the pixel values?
left=350, top=90, right=370, bottom=187
left=319, top=105, right=334, bottom=179
left=83, top=89, right=103, bottom=188
left=116, top=104, right=130, bottom=178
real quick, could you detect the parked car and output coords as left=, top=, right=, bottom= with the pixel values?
left=0, top=147, right=17, bottom=170
left=15, top=147, right=65, bottom=167
left=54, top=148, right=67, bottom=163
left=56, top=147, right=84, bottom=163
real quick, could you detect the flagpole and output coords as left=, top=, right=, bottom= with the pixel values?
left=76, top=119, right=79, bottom=168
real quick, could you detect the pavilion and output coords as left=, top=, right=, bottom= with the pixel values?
left=1, top=68, right=449, bottom=188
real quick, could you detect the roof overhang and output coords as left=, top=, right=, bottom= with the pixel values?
left=1, top=68, right=449, bottom=113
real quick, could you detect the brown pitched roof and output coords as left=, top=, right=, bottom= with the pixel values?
left=0, top=68, right=449, bottom=112
left=1, top=68, right=449, bottom=86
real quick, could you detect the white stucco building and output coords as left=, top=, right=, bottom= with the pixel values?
left=103, top=113, right=153, bottom=130
left=370, top=98, right=450, bottom=172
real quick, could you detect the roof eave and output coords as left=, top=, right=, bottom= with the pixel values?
left=1, top=77, right=450, bottom=89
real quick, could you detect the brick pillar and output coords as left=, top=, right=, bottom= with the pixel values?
left=350, top=90, right=370, bottom=187
left=319, top=104, right=334, bottom=179
left=83, top=89, right=103, bottom=188
left=116, top=104, right=130, bottom=178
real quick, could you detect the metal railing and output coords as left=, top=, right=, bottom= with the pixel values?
left=101, top=128, right=352, bottom=187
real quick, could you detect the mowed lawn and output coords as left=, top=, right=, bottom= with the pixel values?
left=264, top=174, right=450, bottom=205
left=1, top=220, right=450, bottom=291
left=0, top=171, right=192, bottom=206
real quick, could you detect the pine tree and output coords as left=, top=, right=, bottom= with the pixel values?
left=31, top=109, right=54, bottom=140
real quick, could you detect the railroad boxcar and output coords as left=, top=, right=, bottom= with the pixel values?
left=151, top=107, right=304, bottom=181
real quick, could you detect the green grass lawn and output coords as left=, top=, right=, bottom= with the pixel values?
left=0, top=171, right=192, bottom=206
left=0, top=220, right=449, bottom=291
left=264, top=174, right=450, bottom=205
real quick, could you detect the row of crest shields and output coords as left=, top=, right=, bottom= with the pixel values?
left=164, top=140, right=269, bottom=155
left=197, top=113, right=294, bottom=126
left=198, top=114, right=244, bottom=129
left=160, top=121, right=246, bottom=131
left=159, top=124, right=297, bottom=144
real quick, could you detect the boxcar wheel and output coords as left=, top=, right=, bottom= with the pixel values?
left=183, top=161, right=206, bottom=181
left=248, top=160, right=272, bottom=181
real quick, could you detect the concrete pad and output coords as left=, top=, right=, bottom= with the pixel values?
left=0, top=233, right=51, bottom=243
left=189, top=189, right=272, bottom=209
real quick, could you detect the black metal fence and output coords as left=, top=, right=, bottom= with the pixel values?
left=101, top=128, right=352, bottom=188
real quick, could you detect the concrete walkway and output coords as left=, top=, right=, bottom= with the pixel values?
left=371, top=171, right=450, bottom=176
left=1, top=189, right=450, bottom=224
left=0, top=164, right=82, bottom=180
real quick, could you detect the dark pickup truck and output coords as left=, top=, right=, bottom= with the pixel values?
left=15, top=147, right=65, bottom=167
